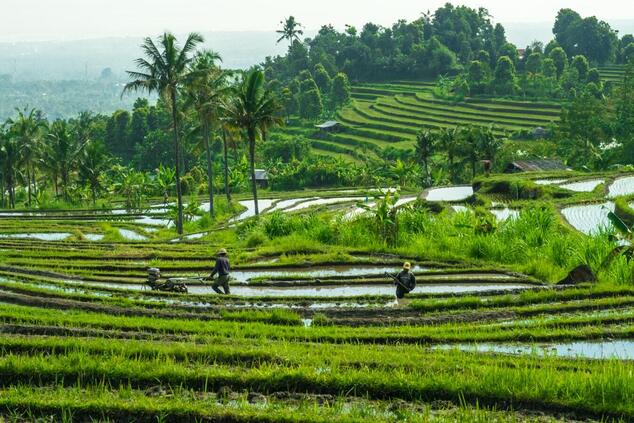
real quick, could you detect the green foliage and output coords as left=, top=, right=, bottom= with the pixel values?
left=299, top=89, right=323, bottom=119
left=549, top=47, right=568, bottom=79
left=331, top=73, right=351, bottom=107
left=313, top=64, right=332, bottom=93
left=571, top=55, right=590, bottom=81
left=553, top=8, right=619, bottom=65
left=493, top=56, right=517, bottom=95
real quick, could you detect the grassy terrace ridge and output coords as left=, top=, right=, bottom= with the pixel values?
left=303, top=81, right=566, bottom=162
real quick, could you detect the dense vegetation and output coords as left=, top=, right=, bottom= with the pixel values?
left=5, top=4, right=634, bottom=422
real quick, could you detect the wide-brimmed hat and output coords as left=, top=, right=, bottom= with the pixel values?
left=403, top=262, right=411, bottom=270
left=218, top=248, right=228, bottom=255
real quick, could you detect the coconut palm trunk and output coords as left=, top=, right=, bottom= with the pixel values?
left=222, top=129, right=231, bottom=202
left=26, top=166, right=32, bottom=207
left=247, top=128, right=259, bottom=216
left=170, top=92, right=185, bottom=235
left=203, top=120, right=215, bottom=218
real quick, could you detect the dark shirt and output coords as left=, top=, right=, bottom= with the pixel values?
left=211, top=256, right=230, bottom=276
left=396, top=270, right=416, bottom=291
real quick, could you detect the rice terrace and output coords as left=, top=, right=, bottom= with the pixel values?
left=1, top=1, right=634, bottom=422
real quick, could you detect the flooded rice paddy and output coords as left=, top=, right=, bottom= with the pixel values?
left=0, top=233, right=71, bottom=241
left=69, top=281, right=536, bottom=297
left=444, top=340, right=634, bottom=360
left=608, top=176, right=634, bottom=198
left=560, top=202, right=614, bottom=235
left=559, top=179, right=604, bottom=192
left=425, top=186, right=473, bottom=202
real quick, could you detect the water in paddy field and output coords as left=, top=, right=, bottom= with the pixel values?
left=608, top=176, right=634, bottom=198
left=84, top=234, right=104, bottom=241
left=227, top=199, right=277, bottom=222
left=268, top=198, right=316, bottom=212
left=444, top=340, right=634, bottom=360
left=134, top=216, right=172, bottom=227
left=74, top=282, right=535, bottom=297
left=560, top=202, right=614, bottom=235
left=559, top=179, right=604, bottom=192
left=0, top=233, right=70, bottom=241
left=534, top=179, right=567, bottom=186
left=118, top=229, right=148, bottom=241
left=452, top=206, right=519, bottom=222
left=490, top=208, right=519, bottom=222
left=208, top=264, right=429, bottom=284
left=283, top=197, right=364, bottom=212
left=425, top=186, right=473, bottom=202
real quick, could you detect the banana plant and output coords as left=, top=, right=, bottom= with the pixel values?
left=602, top=211, right=634, bottom=268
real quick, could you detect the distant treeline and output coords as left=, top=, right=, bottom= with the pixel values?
left=263, top=5, right=633, bottom=84
left=0, top=75, right=144, bottom=121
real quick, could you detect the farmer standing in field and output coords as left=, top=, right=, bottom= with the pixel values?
left=207, top=248, right=231, bottom=295
left=392, top=262, right=416, bottom=299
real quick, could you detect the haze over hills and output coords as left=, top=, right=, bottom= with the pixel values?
left=1, top=20, right=633, bottom=81
left=0, top=31, right=290, bottom=81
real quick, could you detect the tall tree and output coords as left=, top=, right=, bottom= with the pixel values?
left=123, top=32, right=204, bottom=234
left=276, top=16, right=304, bottom=47
left=45, top=120, right=86, bottom=201
left=415, top=129, right=437, bottom=187
left=224, top=70, right=282, bottom=216
left=78, top=141, right=111, bottom=205
left=0, top=130, right=19, bottom=208
left=7, top=108, right=45, bottom=207
left=185, top=50, right=229, bottom=218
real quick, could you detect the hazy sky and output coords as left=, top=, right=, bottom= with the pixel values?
left=1, top=0, right=633, bottom=42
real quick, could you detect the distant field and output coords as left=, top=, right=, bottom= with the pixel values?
left=599, top=64, right=628, bottom=84
left=303, top=82, right=562, bottom=162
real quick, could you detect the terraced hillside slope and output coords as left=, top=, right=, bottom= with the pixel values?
left=599, top=64, right=627, bottom=84
left=307, top=82, right=562, bottom=162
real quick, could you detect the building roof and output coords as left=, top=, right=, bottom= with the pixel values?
left=315, top=120, right=340, bottom=129
left=508, top=160, right=570, bottom=172
left=254, top=169, right=268, bottom=180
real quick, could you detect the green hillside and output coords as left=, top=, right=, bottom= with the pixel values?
left=303, top=82, right=562, bottom=162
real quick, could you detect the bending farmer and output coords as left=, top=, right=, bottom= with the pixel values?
left=394, top=262, right=416, bottom=299
left=208, top=248, right=231, bottom=295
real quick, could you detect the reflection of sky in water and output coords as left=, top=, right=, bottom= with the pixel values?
left=0, top=233, right=70, bottom=241
left=609, top=176, right=634, bottom=198
left=443, top=340, right=634, bottom=360
left=559, top=179, right=604, bottom=192
left=426, top=186, right=473, bottom=202
left=69, top=281, right=533, bottom=297
left=118, top=229, right=147, bottom=241
left=561, top=202, right=614, bottom=235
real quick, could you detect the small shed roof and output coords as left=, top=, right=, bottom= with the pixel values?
left=508, top=160, right=569, bottom=172
left=315, top=120, right=340, bottom=129
left=254, top=169, right=268, bottom=180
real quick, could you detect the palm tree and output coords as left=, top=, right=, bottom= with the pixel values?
left=45, top=120, right=87, bottom=201
left=439, top=127, right=463, bottom=183
left=224, top=70, right=282, bottom=216
left=185, top=50, right=229, bottom=218
left=415, top=129, right=437, bottom=187
left=79, top=141, right=111, bottom=205
left=7, top=108, right=45, bottom=207
left=0, top=129, right=19, bottom=208
left=276, top=16, right=303, bottom=46
left=123, top=32, right=203, bottom=235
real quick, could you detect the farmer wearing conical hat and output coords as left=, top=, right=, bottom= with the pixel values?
left=208, top=248, right=231, bottom=295
left=394, top=262, right=416, bottom=299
